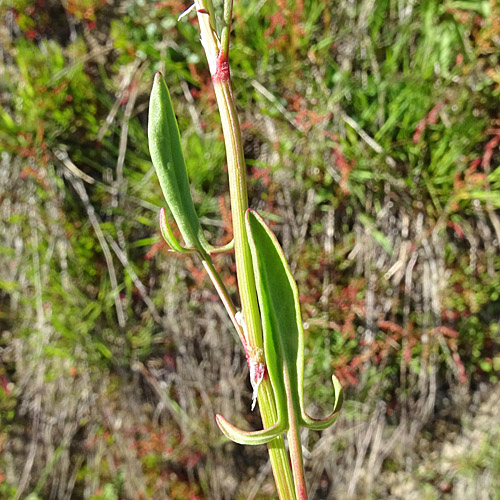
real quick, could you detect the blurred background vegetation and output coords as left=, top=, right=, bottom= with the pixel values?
left=0, top=0, right=499, bottom=498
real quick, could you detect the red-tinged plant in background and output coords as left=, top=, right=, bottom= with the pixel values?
left=264, top=0, right=305, bottom=51
left=147, top=0, right=343, bottom=498
left=65, top=0, right=106, bottom=23
left=0, top=375, right=11, bottom=395
left=413, top=100, right=446, bottom=145
left=331, top=320, right=469, bottom=390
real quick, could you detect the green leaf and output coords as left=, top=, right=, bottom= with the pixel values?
left=51, top=316, right=76, bottom=341
left=130, top=236, right=162, bottom=248
left=357, top=213, right=394, bottom=256
left=0, top=278, right=18, bottom=292
left=215, top=414, right=285, bottom=445
left=246, top=209, right=300, bottom=417
left=96, top=342, right=112, bottom=359
left=148, top=72, right=209, bottom=254
left=0, top=246, right=16, bottom=256
left=43, top=346, right=71, bottom=358
left=159, top=207, right=191, bottom=253
left=246, top=210, right=342, bottom=432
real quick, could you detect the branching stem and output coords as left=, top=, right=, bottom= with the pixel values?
left=193, top=0, right=297, bottom=497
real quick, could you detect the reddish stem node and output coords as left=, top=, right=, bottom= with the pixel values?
left=212, top=51, right=230, bottom=83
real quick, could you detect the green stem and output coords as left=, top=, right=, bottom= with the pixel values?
left=287, top=425, right=307, bottom=500
left=212, top=76, right=296, bottom=500
left=193, top=0, right=297, bottom=496
left=201, top=257, right=247, bottom=351
left=285, top=373, right=308, bottom=500
left=211, top=82, right=259, bottom=345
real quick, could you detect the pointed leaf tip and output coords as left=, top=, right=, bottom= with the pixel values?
left=159, top=207, right=188, bottom=253
left=216, top=414, right=284, bottom=446
left=153, top=72, right=163, bottom=87
left=300, top=375, right=343, bottom=431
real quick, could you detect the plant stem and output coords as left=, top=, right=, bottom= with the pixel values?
left=286, top=374, right=308, bottom=500
left=288, top=424, right=308, bottom=500
left=193, top=1, right=297, bottom=496
left=212, top=75, right=297, bottom=500
left=201, top=257, right=248, bottom=353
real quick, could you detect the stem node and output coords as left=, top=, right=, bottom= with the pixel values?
left=212, top=51, right=230, bottom=83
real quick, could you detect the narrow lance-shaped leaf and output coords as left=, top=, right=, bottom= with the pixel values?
left=245, top=210, right=342, bottom=431
left=148, top=72, right=210, bottom=253
left=216, top=209, right=342, bottom=447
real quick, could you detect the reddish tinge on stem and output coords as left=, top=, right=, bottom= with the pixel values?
left=212, top=50, right=230, bottom=83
